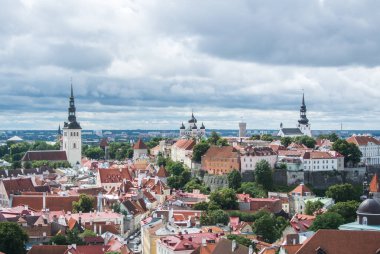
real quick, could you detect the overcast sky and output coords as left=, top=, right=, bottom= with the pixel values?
left=1, top=0, right=380, bottom=130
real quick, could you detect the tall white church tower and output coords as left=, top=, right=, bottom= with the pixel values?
left=297, top=93, right=312, bottom=137
left=62, top=84, right=82, bottom=166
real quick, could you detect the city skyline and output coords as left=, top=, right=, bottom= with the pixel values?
left=1, top=1, right=380, bottom=130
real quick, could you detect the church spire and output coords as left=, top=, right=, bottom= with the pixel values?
left=66, top=84, right=81, bottom=129
left=298, top=92, right=309, bottom=125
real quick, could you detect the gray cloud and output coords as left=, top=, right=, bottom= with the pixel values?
left=0, top=0, right=379, bottom=130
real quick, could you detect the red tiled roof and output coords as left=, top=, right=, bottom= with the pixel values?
left=22, top=150, right=67, bottom=161
left=173, top=139, right=196, bottom=150
left=295, top=230, right=380, bottom=254
left=347, top=135, right=380, bottom=146
left=133, top=138, right=148, bottom=149
left=27, top=245, right=68, bottom=254
left=65, top=245, right=111, bottom=254
left=11, top=195, right=95, bottom=212
left=290, top=214, right=315, bottom=233
left=202, top=146, right=239, bottom=159
left=98, top=168, right=132, bottom=183
left=2, top=178, right=36, bottom=196
left=289, top=184, right=312, bottom=196
left=369, top=174, right=380, bottom=193
left=157, top=166, right=169, bottom=177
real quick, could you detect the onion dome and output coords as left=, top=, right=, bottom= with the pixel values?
left=200, top=122, right=205, bottom=129
left=188, top=113, right=197, bottom=123
left=357, top=198, right=380, bottom=214
left=180, top=122, right=185, bottom=129
left=192, top=124, right=197, bottom=129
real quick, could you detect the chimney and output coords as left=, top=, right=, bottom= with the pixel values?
left=249, top=245, right=253, bottom=254
left=43, top=192, right=46, bottom=211
left=232, top=240, right=237, bottom=252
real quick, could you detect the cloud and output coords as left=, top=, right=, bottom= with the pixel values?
left=0, top=0, right=379, bottom=130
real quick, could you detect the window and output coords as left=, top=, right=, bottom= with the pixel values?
left=363, top=216, right=368, bottom=225
left=73, top=143, right=76, bottom=149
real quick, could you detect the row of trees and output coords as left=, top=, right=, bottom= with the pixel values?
left=308, top=183, right=361, bottom=230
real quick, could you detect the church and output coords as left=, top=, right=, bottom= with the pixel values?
left=179, top=112, right=206, bottom=139
left=59, top=85, right=82, bottom=166
left=278, top=93, right=312, bottom=137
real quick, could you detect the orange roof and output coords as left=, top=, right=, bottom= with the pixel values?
left=157, top=166, right=169, bottom=177
left=347, top=135, right=380, bottom=146
left=290, top=184, right=312, bottom=196
left=133, top=138, right=148, bottom=149
left=67, top=217, right=78, bottom=230
left=282, top=244, right=302, bottom=254
left=11, top=195, right=95, bottom=212
left=98, top=168, right=132, bottom=183
left=369, top=174, right=380, bottom=193
left=173, top=139, right=196, bottom=150
left=296, top=230, right=380, bottom=254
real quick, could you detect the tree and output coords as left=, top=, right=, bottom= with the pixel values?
left=309, top=212, right=345, bottom=231
left=216, top=138, right=229, bottom=146
left=228, top=170, right=242, bottom=190
left=280, top=137, right=292, bottom=147
left=329, top=200, right=360, bottom=223
left=184, top=178, right=210, bottom=194
left=49, top=234, right=68, bottom=245
left=326, top=183, right=358, bottom=202
left=0, top=222, right=28, bottom=254
left=208, top=131, right=221, bottom=145
left=293, top=136, right=316, bottom=148
left=227, top=235, right=254, bottom=248
left=253, top=214, right=279, bottom=243
left=11, top=161, right=21, bottom=169
left=208, top=209, right=229, bottom=225
left=192, top=142, right=210, bottom=163
left=305, top=200, right=324, bottom=215
left=193, top=201, right=209, bottom=211
left=24, top=161, right=32, bottom=169
left=79, top=229, right=97, bottom=238
left=72, top=194, right=94, bottom=213
left=209, top=188, right=238, bottom=210
left=318, top=133, right=339, bottom=142
left=84, top=146, right=105, bottom=159
left=260, top=134, right=274, bottom=142
left=332, top=139, right=362, bottom=166
left=254, top=160, right=273, bottom=190
left=237, top=182, right=267, bottom=198
left=66, top=229, right=84, bottom=245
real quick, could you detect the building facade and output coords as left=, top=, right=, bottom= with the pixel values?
left=240, top=146, right=277, bottom=173
left=201, top=146, right=240, bottom=175
left=347, top=135, right=380, bottom=166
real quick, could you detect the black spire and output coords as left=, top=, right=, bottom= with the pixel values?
left=66, top=84, right=81, bottom=129
left=58, top=124, right=61, bottom=135
left=298, top=93, right=309, bottom=125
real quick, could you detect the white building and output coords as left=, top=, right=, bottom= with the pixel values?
left=170, top=139, right=195, bottom=169
left=278, top=93, right=312, bottom=138
left=277, top=150, right=344, bottom=172
left=302, top=151, right=344, bottom=171
left=289, top=183, right=315, bottom=214
left=179, top=113, right=206, bottom=139
left=347, top=135, right=380, bottom=166
left=62, top=85, right=82, bottom=166
left=133, top=138, right=148, bottom=160
left=240, top=146, right=277, bottom=173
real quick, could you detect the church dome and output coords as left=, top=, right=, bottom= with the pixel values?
left=357, top=198, right=380, bottom=215
left=200, top=122, right=205, bottom=129
left=180, top=122, right=185, bottom=129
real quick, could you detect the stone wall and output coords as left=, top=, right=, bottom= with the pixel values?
left=203, top=174, right=228, bottom=192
